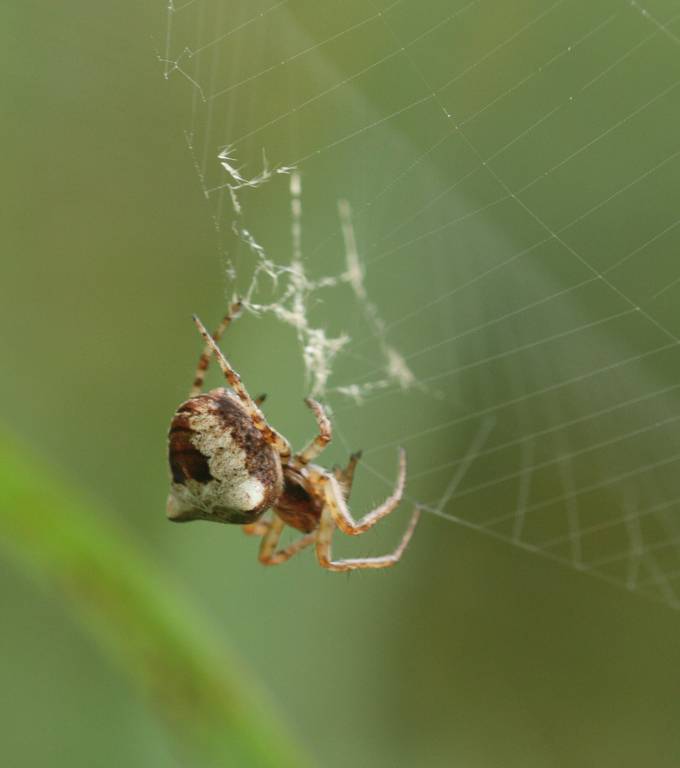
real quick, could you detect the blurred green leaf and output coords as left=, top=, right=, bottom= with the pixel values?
left=0, top=428, right=311, bottom=768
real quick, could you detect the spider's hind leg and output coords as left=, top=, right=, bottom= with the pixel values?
left=242, top=511, right=272, bottom=537
left=258, top=515, right=317, bottom=565
left=189, top=300, right=242, bottom=397
left=193, top=314, right=292, bottom=463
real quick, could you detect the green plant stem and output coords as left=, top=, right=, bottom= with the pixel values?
left=0, top=429, right=311, bottom=768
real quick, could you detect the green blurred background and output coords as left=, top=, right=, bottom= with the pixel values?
left=4, top=0, right=680, bottom=766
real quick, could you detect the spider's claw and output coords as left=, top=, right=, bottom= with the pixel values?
left=350, top=450, right=363, bottom=461
left=255, top=393, right=267, bottom=406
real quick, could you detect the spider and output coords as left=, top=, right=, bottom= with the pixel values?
left=167, top=302, right=420, bottom=571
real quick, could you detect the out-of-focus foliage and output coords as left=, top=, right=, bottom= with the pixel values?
left=0, top=430, right=309, bottom=768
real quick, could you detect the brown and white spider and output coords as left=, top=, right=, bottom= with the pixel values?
left=167, top=302, right=420, bottom=571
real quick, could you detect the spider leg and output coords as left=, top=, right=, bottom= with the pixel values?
left=315, top=504, right=420, bottom=572
left=242, top=511, right=272, bottom=537
left=334, top=450, right=362, bottom=501
left=320, top=448, right=406, bottom=535
left=189, top=301, right=242, bottom=397
left=193, top=314, right=292, bottom=463
left=257, top=515, right=317, bottom=565
left=294, top=398, right=332, bottom=467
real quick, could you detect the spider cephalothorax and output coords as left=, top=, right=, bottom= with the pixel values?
left=167, top=302, right=419, bottom=571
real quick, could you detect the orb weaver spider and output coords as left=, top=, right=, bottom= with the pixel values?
left=167, top=302, right=420, bottom=571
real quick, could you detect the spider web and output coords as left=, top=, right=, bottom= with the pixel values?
left=158, top=0, right=680, bottom=608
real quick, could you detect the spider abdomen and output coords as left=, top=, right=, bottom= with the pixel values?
left=167, top=388, right=283, bottom=524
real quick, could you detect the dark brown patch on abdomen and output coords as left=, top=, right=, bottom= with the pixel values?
left=168, top=414, right=213, bottom=484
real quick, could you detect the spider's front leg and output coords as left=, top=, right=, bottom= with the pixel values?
left=315, top=504, right=420, bottom=572
left=313, top=449, right=419, bottom=571
left=334, top=450, right=362, bottom=501
left=321, top=448, right=407, bottom=535
left=293, top=398, right=332, bottom=467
